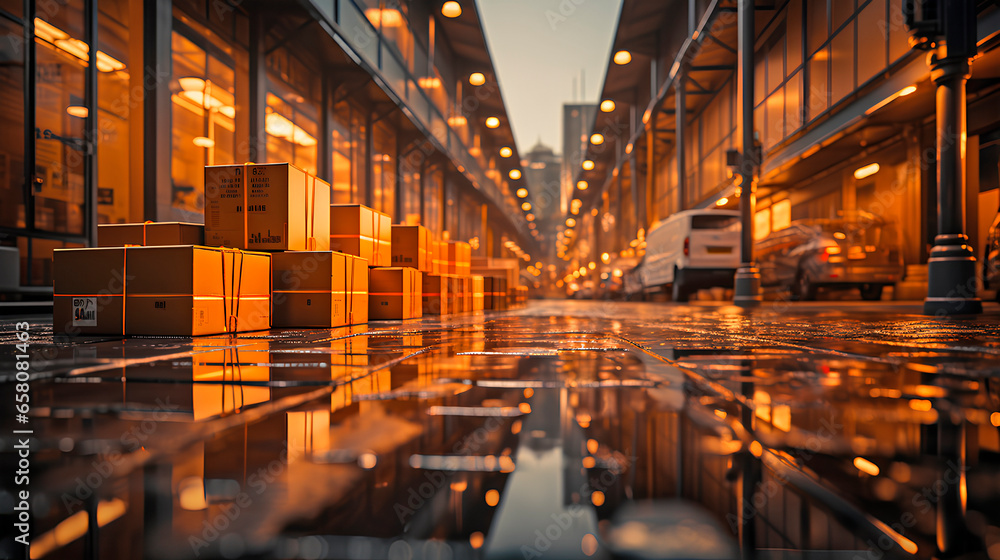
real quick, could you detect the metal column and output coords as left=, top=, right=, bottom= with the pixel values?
left=921, top=3, right=982, bottom=314
left=733, top=0, right=762, bottom=307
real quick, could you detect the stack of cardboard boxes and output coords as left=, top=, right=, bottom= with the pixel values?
left=472, top=257, right=527, bottom=311
left=53, top=161, right=513, bottom=336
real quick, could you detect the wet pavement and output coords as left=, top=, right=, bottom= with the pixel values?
left=2, top=300, right=1000, bottom=560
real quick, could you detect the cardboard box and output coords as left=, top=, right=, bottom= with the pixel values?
left=472, top=276, right=484, bottom=311
left=422, top=273, right=451, bottom=316
left=98, top=222, right=204, bottom=247
left=54, top=246, right=270, bottom=336
left=271, top=251, right=368, bottom=328
left=446, top=241, right=471, bottom=276
left=329, top=204, right=391, bottom=267
left=484, top=276, right=508, bottom=311
left=391, top=224, right=430, bottom=272
left=205, top=163, right=330, bottom=251
left=430, top=240, right=445, bottom=274
left=369, top=267, right=422, bottom=320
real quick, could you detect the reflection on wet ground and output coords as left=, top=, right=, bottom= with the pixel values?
left=2, top=300, right=999, bottom=560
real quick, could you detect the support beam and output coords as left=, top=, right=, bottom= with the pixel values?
left=143, top=0, right=171, bottom=220
left=733, top=0, right=762, bottom=307
left=248, top=12, right=267, bottom=163
left=923, top=0, right=982, bottom=316
left=675, top=75, right=687, bottom=213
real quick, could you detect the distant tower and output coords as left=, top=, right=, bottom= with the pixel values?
left=522, top=139, right=562, bottom=260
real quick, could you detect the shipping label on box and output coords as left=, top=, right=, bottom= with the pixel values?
left=391, top=224, right=430, bottom=272
left=272, top=251, right=369, bottom=328
left=54, top=246, right=271, bottom=336
left=99, top=222, right=204, bottom=247
left=330, top=204, right=391, bottom=267
left=205, top=163, right=330, bottom=251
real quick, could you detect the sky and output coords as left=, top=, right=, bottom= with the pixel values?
left=477, top=0, right=623, bottom=155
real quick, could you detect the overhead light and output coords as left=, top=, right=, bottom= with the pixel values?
left=193, top=136, right=216, bottom=148
left=469, top=72, right=486, bottom=86
left=577, top=180, right=588, bottom=190
left=566, top=218, right=576, bottom=227
left=854, top=163, right=880, bottom=180
left=588, top=262, right=596, bottom=270
left=625, top=143, right=633, bottom=154
left=590, top=133, right=604, bottom=145
left=485, top=116, right=500, bottom=128
left=897, top=85, right=917, bottom=97
left=571, top=206, right=580, bottom=215
left=66, top=106, right=88, bottom=118
left=447, top=115, right=467, bottom=126
left=600, top=99, right=615, bottom=112
left=613, top=50, right=631, bottom=65
left=365, top=8, right=403, bottom=27
left=509, top=169, right=521, bottom=180
left=516, top=187, right=528, bottom=198
left=601, top=252, right=611, bottom=264
left=418, top=76, right=442, bottom=88
left=716, top=197, right=729, bottom=206
left=642, top=109, right=651, bottom=124
left=521, top=202, right=531, bottom=211
left=500, top=146, right=512, bottom=157
left=441, top=1, right=462, bottom=18
left=582, top=160, right=594, bottom=171
left=96, top=51, right=125, bottom=72
left=34, top=18, right=68, bottom=43
left=526, top=213, right=535, bottom=221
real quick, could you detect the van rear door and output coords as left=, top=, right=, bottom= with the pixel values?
left=687, top=214, right=741, bottom=269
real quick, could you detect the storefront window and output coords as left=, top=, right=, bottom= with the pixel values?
left=170, top=30, right=236, bottom=221
left=97, top=1, right=132, bottom=224
left=34, top=2, right=87, bottom=235
left=371, top=121, right=396, bottom=215
left=265, top=92, right=318, bottom=176
left=425, top=166, right=443, bottom=235
left=0, top=16, right=25, bottom=231
left=331, top=102, right=353, bottom=204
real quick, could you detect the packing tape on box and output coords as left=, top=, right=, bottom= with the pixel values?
left=306, top=174, right=318, bottom=251
left=347, top=254, right=356, bottom=325
left=240, top=163, right=251, bottom=248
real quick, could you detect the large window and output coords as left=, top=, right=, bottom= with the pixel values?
left=170, top=30, right=236, bottom=221
left=331, top=101, right=354, bottom=204
left=33, top=1, right=87, bottom=236
left=97, top=1, right=132, bottom=225
left=265, top=91, right=318, bottom=176
left=371, top=121, right=396, bottom=215
left=0, top=16, right=25, bottom=232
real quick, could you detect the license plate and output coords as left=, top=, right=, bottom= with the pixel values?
left=706, top=246, right=732, bottom=254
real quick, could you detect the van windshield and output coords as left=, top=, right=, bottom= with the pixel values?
left=691, top=215, right=740, bottom=230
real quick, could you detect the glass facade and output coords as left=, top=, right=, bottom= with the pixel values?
left=0, top=0, right=529, bottom=294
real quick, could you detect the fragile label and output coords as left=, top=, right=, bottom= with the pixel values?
left=72, top=297, right=97, bottom=326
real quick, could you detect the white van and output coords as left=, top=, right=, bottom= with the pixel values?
left=639, top=209, right=741, bottom=301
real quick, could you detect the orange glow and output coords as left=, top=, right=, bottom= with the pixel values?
left=912, top=385, right=947, bottom=398
left=582, top=534, right=599, bottom=556
left=591, top=491, right=605, bottom=506
left=523, top=388, right=534, bottom=398
left=358, top=452, right=378, bottom=469
left=582, top=456, right=596, bottom=468
left=499, top=455, right=516, bottom=472
left=519, top=402, right=531, bottom=414
left=909, top=399, right=933, bottom=411
left=992, top=412, right=1000, bottom=427
left=587, top=438, right=599, bottom=454
left=613, top=50, right=631, bottom=65
left=854, top=457, right=880, bottom=476
left=470, top=532, right=485, bottom=549
left=451, top=480, right=468, bottom=492
left=749, top=441, right=763, bottom=457
left=486, top=489, right=500, bottom=506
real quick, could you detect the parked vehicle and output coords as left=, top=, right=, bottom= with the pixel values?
left=984, top=210, right=1000, bottom=301
left=755, top=212, right=902, bottom=301
left=638, top=209, right=741, bottom=301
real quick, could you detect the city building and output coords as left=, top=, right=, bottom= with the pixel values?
left=520, top=138, right=560, bottom=260
left=0, top=0, right=537, bottom=299
left=568, top=0, right=1000, bottom=302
